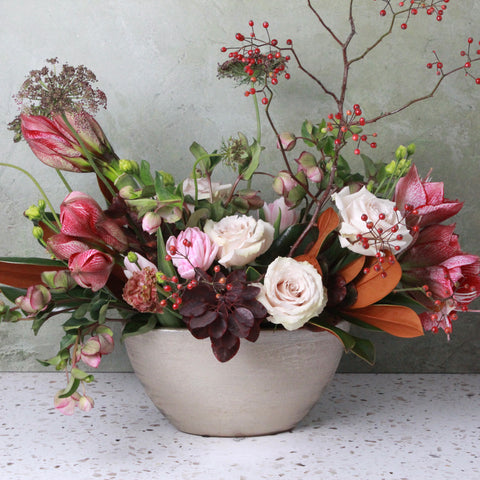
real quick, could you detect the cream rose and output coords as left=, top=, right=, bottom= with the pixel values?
left=204, top=215, right=274, bottom=267
left=256, top=257, right=327, bottom=330
left=332, top=186, right=413, bottom=256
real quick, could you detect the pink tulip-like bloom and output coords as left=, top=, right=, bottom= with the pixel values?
left=395, top=165, right=463, bottom=227
left=60, top=191, right=128, bottom=252
left=262, top=198, right=299, bottom=233
left=79, top=333, right=114, bottom=368
left=166, top=227, right=218, bottom=279
left=68, top=249, right=114, bottom=291
left=123, top=266, right=164, bottom=313
left=15, top=284, right=51, bottom=314
left=20, top=111, right=114, bottom=172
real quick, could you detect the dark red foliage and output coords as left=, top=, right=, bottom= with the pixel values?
left=180, top=269, right=268, bottom=362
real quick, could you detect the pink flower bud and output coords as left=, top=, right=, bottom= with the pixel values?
left=41, top=270, right=77, bottom=293
left=60, top=191, right=128, bottom=252
left=166, top=227, right=218, bottom=279
left=142, top=212, right=162, bottom=234
left=68, top=249, right=114, bottom=291
left=276, top=132, right=297, bottom=152
left=78, top=395, right=95, bottom=412
left=272, top=171, right=297, bottom=196
left=262, top=198, right=299, bottom=233
left=15, top=284, right=51, bottom=314
left=295, top=151, right=323, bottom=183
left=21, top=111, right=114, bottom=172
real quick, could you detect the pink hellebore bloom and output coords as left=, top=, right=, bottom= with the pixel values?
left=60, top=191, right=128, bottom=252
left=142, top=211, right=162, bottom=234
left=166, top=227, right=218, bottom=280
left=54, top=391, right=80, bottom=415
left=80, top=333, right=114, bottom=368
left=276, top=132, right=297, bottom=152
left=295, top=151, right=323, bottom=183
left=78, top=395, right=95, bottom=412
left=15, top=284, right=51, bottom=314
left=68, top=249, right=114, bottom=291
left=395, top=165, right=463, bottom=227
left=262, top=198, right=298, bottom=234
left=123, top=253, right=157, bottom=279
left=20, top=111, right=113, bottom=172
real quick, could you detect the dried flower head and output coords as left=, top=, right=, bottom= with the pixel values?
left=8, top=58, right=107, bottom=142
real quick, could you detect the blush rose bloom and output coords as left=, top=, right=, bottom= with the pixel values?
left=333, top=186, right=413, bottom=256
left=204, top=215, right=274, bottom=268
left=166, top=227, right=218, bottom=279
left=255, top=257, right=328, bottom=330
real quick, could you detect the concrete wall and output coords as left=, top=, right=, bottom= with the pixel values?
left=0, top=0, right=478, bottom=372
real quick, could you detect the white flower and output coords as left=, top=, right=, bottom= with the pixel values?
left=256, top=257, right=327, bottom=330
left=204, top=215, right=274, bottom=267
left=332, top=186, right=413, bottom=256
left=182, top=177, right=232, bottom=202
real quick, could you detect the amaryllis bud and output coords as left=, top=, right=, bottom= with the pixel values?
left=47, top=233, right=89, bottom=260
left=68, top=249, right=114, bottom=291
left=276, top=132, right=297, bottom=152
left=15, top=284, right=51, bottom=314
left=20, top=111, right=114, bottom=172
left=142, top=211, right=162, bottom=234
left=60, top=191, right=128, bottom=251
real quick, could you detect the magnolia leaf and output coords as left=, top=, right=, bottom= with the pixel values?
left=0, top=259, right=64, bottom=288
left=308, top=318, right=375, bottom=365
left=345, top=304, right=424, bottom=338
left=337, top=256, right=365, bottom=284
left=349, top=255, right=402, bottom=309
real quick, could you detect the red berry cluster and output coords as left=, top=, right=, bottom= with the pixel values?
left=427, top=38, right=480, bottom=84
left=218, top=20, right=291, bottom=105
left=326, top=104, right=378, bottom=155
left=377, top=0, right=450, bottom=29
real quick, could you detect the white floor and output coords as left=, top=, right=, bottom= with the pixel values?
left=1, top=372, right=478, bottom=480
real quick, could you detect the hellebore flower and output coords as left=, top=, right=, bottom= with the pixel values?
left=15, top=284, right=51, bottom=314
left=395, top=164, right=463, bottom=228
left=276, top=132, right=297, bottom=152
left=20, top=111, right=115, bottom=172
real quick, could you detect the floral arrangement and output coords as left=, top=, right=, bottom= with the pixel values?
left=1, top=0, right=479, bottom=415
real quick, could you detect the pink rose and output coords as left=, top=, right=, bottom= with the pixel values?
left=68, top=249, right=114, bottom=291
left=395, top=165, right=463, bottom=227
left=166, top=227, right=218, bottom=279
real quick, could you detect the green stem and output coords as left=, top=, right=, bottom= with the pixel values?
left=0, top=162, right=61, bottom=227
left=190, top=153, right=223, bottom=205
left=56, top=169, right=73, bottom=193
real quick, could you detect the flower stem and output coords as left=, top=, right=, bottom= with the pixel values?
left=56, top=169, right=73, bottom=193
left=0, top=162, right=61, bottom=227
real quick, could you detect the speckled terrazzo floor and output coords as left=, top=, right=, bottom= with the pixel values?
left=1, top=373, right=478, bottom=480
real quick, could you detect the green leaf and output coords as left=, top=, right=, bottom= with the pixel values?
left=246, top=266, right=263, bottom=282
left=241, top=140, right=262, bottom=180
left=308, top=317, right=376, bottom=365
left=121, top=314, right=159, bottom=339
left=189, top=142, right=210, bottom=173
left=156, top=227, right=176, bottom=277
left=62, top=316, right=96, bottom=332
left=0, top=257, right=64, bottom=267
left=361, top=153, right=377, bottom=177
left=59, top=333, right=78, bottom=351
left=0, top=286, right=26, bottom=303
left=71, top=368, right=94, bottom=383
left=58, top=377, right=81, bottom=398
left=186, top=207, right=211, bottom=228
left=139, top=160, right=154, bottom=186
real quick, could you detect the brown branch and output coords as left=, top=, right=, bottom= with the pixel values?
left=307, top=0, right=343, bottom=46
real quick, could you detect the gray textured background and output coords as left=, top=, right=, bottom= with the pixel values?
left=0, top=0, right=478, bottom=372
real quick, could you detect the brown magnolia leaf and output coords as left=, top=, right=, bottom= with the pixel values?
left=348, top=254, right=402, bottom=309
left=337, top=256, right=365, bottom=284
left=344, top=304, right=424, bottom=338
left=295, top=207, right=339, bottom=275
left=0, top=261, right=63, bottom=288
